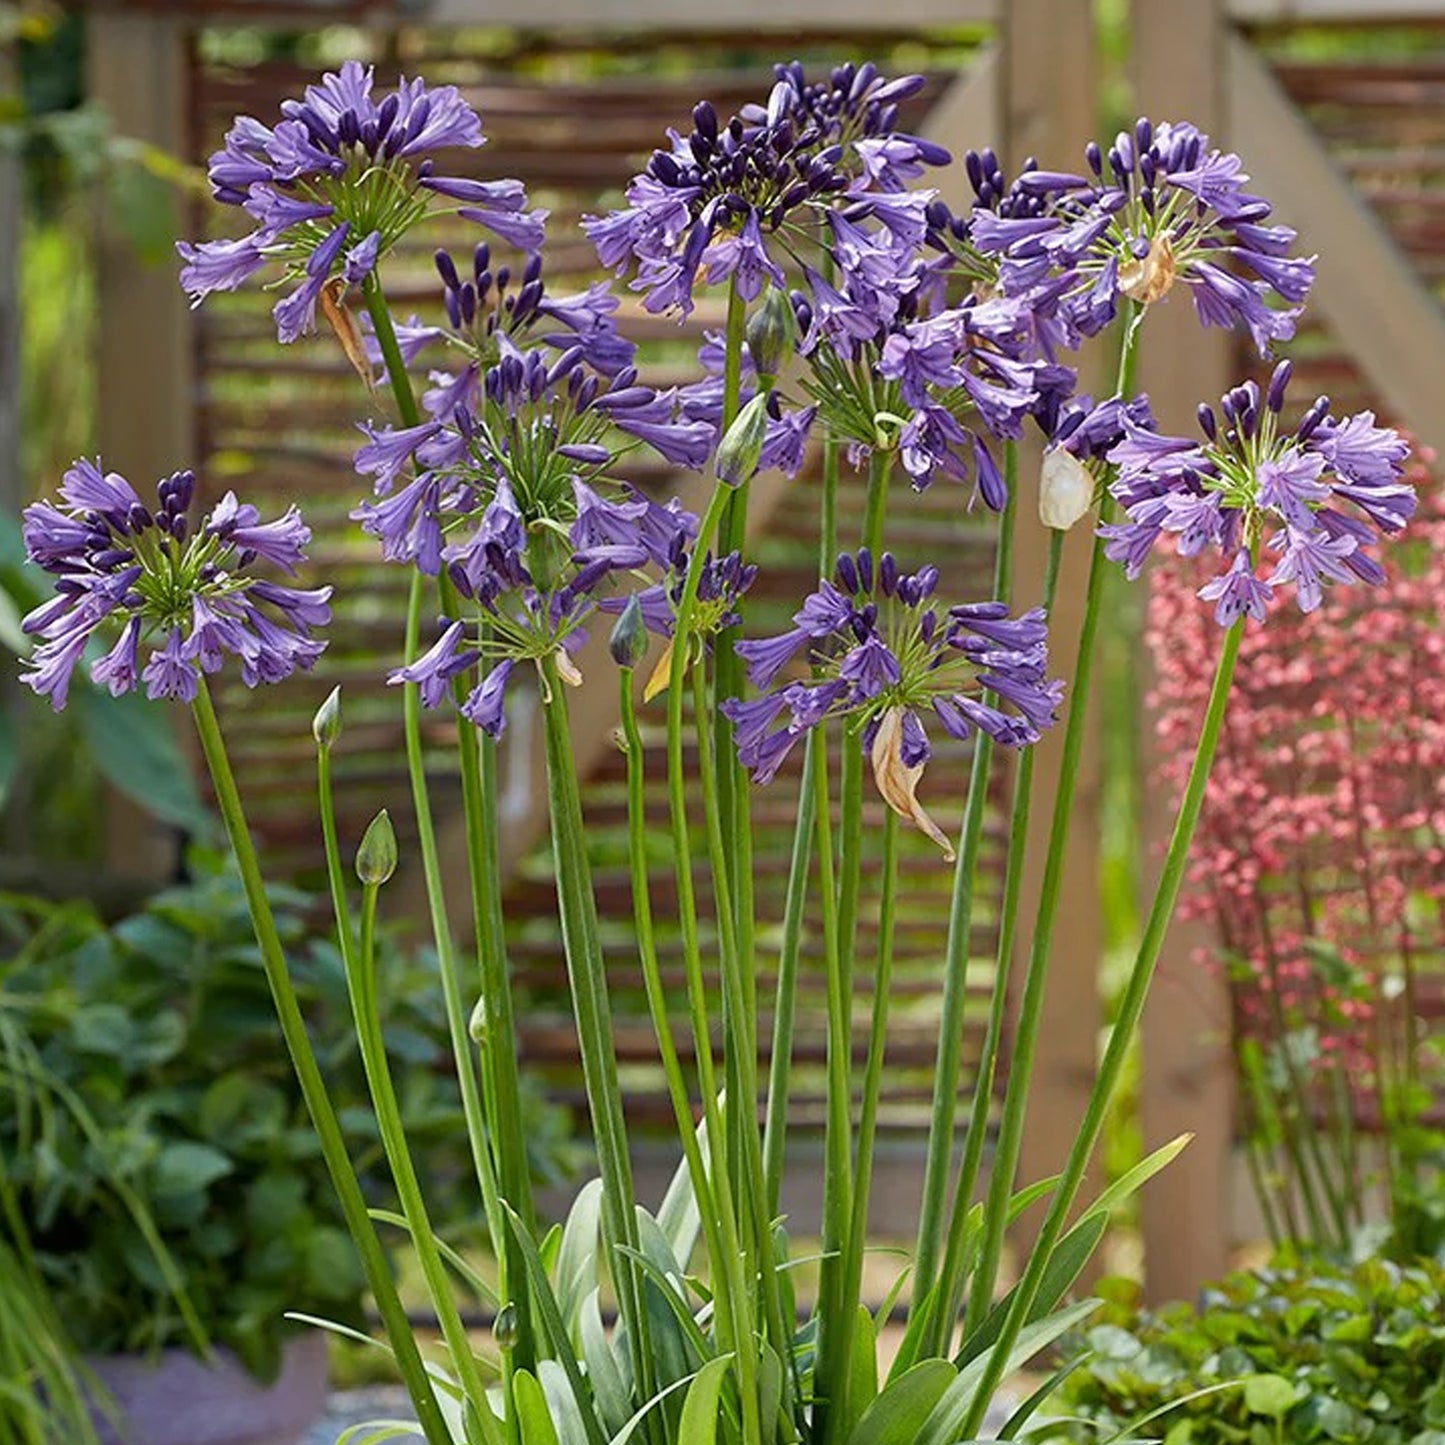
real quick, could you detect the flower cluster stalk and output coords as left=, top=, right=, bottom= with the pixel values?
left=189, top=681, right=452, bottom=1445
left=362, top=273, right=532, bottom=1363
left=958, top=615, right=1245, bottom=1439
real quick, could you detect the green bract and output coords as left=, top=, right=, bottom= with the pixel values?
left=1044, top=1259, right=1445, bottom=1445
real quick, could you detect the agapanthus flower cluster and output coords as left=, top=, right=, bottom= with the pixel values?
left=1102, top=361, right=1413, bottom=622
left=20, top=460, right=329, bottom=709
left=352, top=244, right=712, bottom=576
left=585, top=61, right=948, bottom=318
left=722, top=549, right=1061, bottom=853
left=178, top=61, right=544, bottom=343
left=389, top=474, right=704, bottom=737
left=1147, top=442, right=1445, bottom=1218
left=972, top=117, right=1316, bottom=356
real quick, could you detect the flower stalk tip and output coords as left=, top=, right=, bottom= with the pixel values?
left=356, top=808, right=399, bottom=886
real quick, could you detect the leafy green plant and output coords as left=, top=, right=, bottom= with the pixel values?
left=1042, top=1259, right=1445, bottom=1444
left=0, top=856, right=575, bottom=1380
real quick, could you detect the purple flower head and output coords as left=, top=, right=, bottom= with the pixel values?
left=584, top=61, right=946, bottom=316
left=1102, top=364, right=1413, bottom=621
left=972, top=118, right=1315, bottom=355
left=727, top=549, right=1060, bottom=850
left=179, top=61, right=539, bottom=345
left=20, top=461, right=330, bottom=709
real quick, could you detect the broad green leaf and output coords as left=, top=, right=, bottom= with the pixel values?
left=1243, top=1373, right=1297, bottom=1418
left=556, top=1179, right=604, bottom=1327
left=656, top=1113, right=711, bottom=1273
left=847, top=1360, right=956, bottom=1445
left=956, top=1212, right=1107, bottom=1368
left=502, top=1204, right=608, bottom=1445
left=1102, top=1380, right=1249, bottom=1445
left=1078, top=1134, right=1193, bottom=1224
left=678, top=1355, right=732, bottom=1445
left=579, top=1290, right=630, bottom=1437
left=998, top=1355, right=1088, bottom=1439
left=919, top=1298, right=1101, bottom=1445
left=72, top=686, right=211, bottom=832
left=151, top=1140, right=233, bottom=1197
left=607, top=1372, right=698, bottom=1445
left=515, top=1368, right=562, bottom=1445
left=336, top=1422, right=427, bottom=1445
left=840, top=1304, right=878, bottom=1444
left=539, top=1359, right=592, bottom=1445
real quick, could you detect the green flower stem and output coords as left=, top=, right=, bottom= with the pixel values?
left=690, top=663, right=789, bottom=1414
left=361, top=271, right=506, bottom=1282
left=189, top=682, right=451, bottom=1445
left=714, top=284, right=756, bottom=1005
left=961, top=306, right=1145, bottom=1334
left=831, top=808, right=901, bottom=1443
left=809, top=718, right=851, bottom=1445
left=617, top=671, right=736, bottom=1329
left=959, top=617, right=1245, bottom=1440
left=537, top=655, right=656, bottom=1413
left=947, top=525, right=1064, bottom=1352
left=440, top=573, right=536, bottom=1373
left=911, top=451, right=1019, bottom=1316
left=761, top=737, right=817, bottom=1217
left=352, top=873, right=502, bottom=1445
left=816, top=443, right=892, bottom=1442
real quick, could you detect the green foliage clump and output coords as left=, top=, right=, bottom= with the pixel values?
left=1043, top=1258, right=1445, bottom=1445
left=0, top=858, right=575, bottom=1380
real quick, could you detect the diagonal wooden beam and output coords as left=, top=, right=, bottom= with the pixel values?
left=1226, top=30, right=1445, bottom=460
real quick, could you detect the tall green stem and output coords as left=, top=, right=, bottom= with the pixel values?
left=946, top=525, right=1063, bottom=1351
left=831, top=810, right=901, bottom=1444
left=538, top=658, right=655, bottom=1412
left=911, top=452, right=1019, bottom=1315
left=962, top=307, right=1143, bottom=1331
left=959, top=618, right=1244, bottom=1438
left=189, top=683, right=451, bottom=1445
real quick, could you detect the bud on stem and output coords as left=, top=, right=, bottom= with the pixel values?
left=356, top=809, right=398, bottom=886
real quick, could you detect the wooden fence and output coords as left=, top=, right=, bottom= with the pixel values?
left=80, top=0, right=1445, bottom=1298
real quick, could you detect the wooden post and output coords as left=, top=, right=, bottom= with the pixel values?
left=1005, top=0, right=1106, bottom=1251
left=1133, top=0, right=1235, bottom=1303
left=88, top=12, right=194, bottom=883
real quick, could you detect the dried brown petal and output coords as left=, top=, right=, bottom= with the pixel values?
left=321, top=278, right=376, bottom=391
left=870, top=705, right=956, bottom=861
left=1118, top=232, right=1176, bottom=305
left=554, top=647, right=584, bottom=688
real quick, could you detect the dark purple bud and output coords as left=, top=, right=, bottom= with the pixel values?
left=836, top=552, right=859, bottom=594
left=1084, top=140, right=1103, bottom=177
left=1108, top=147, right=1127, bottom=184
left=444, top=288, right=462, bottom=330
left=1197, top=403, right=1217, bottom=440
left=1139, top=152, right=1156, bottom=188
left=878, top=552, right=898, bottom=597
left=434, top=249, right=460, bottom=291
left=126, top=502, right=154, bottom=533
left=693, top=100, right=718, bottom=141
left=1266, top=359, right=1292, bottom=413
left=1135, top=116, right=1153, bottom=155
left=857, top=547, right=873, bottom=594
left=458, top=282, right=477, bottom=326
left=1296, top=395, right=1331, bottom=442
left=337, top=109, right=361, bottom=147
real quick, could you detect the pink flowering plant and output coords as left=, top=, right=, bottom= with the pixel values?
left=1148, top=445, right=1443, bottom=1260
left=17, top=61, right=1416, bottom=1445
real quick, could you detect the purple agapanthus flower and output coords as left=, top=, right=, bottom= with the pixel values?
left=584, top=61, right=948, bottom=318
left=20, top=460, right=330, bottom=709
left=177, top=60, right=546, bottom=344
left=971, top=117, right=1316, bottom=356
left=1101, top=360, right=1413, bottom=622
left=722, top=549, right=1060, bottom=853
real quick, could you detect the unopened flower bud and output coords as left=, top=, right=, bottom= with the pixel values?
left=355, top=809, right=398, bottom=887
left=745, top=288, right=796, bottom=382
left=716, top=392, right=771, bottom=487
left=609, top=593, right=649, bottom=669
left=1039, top=447, right=1095, bottom=530
left=493, top=1301, right=519, bottom=1351
left=468, top=995, right=490, bottom=1044
left=313, top=686, right=342, bottom=749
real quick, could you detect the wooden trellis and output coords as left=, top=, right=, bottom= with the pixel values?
left=82, top=0, right=1445, bottom=1296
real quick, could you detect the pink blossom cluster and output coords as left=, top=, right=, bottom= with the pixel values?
left=1147, top=438, right=1444, bottom=1113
